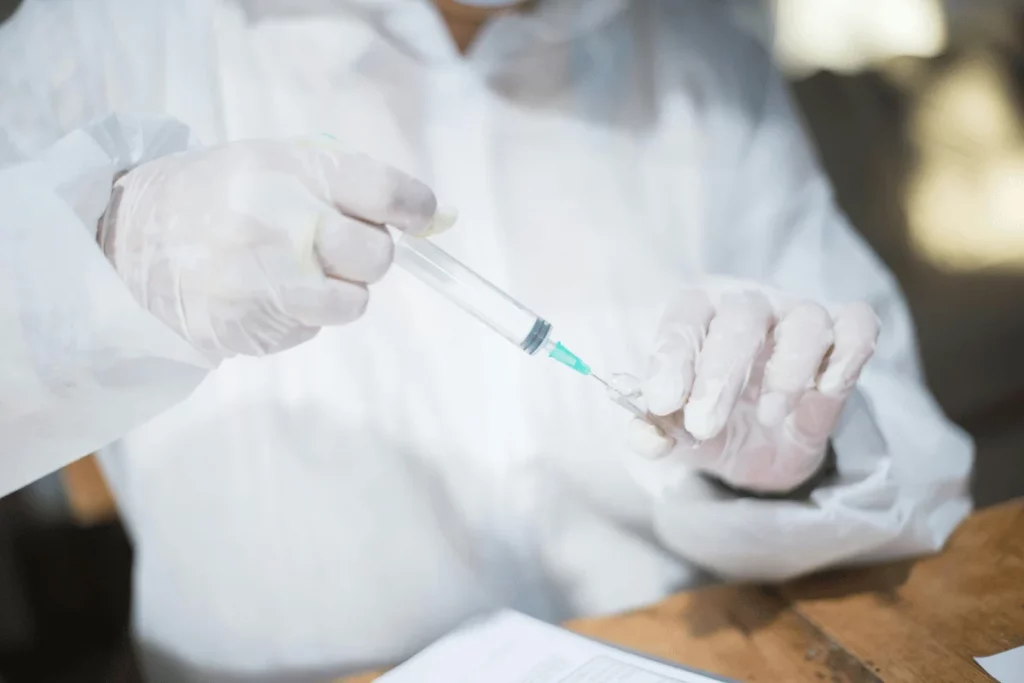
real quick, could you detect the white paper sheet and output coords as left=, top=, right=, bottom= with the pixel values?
left=976, top=644, right=1024, bottom=683
left=378, top=610, right=731, bottom=683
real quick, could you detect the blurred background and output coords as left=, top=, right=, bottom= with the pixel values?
left=0, top=0, right=1022, bottom=681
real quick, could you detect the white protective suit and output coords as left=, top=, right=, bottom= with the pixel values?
left=0, top=0, right=973, bottom=681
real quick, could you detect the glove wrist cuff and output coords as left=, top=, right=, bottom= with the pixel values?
left=703, top=442, right=836, bottom=501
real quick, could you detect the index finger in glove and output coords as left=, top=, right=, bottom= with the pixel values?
left=314, top=210, right=394, bottom=284
left=817, top=302, right=880, bottom=397
left=642, top=290, right=715, bottom=416
left=684, top=291, right=773, bottom=441
left=311, top=150, right=437, bottom=235
left=279, top=277, right=370, bottom=327
left=758, top=302, right=834, bottom=426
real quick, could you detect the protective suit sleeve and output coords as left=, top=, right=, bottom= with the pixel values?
left=0, top=114, right=213, bottom=499
left=643, top=7, right=974, bottom=581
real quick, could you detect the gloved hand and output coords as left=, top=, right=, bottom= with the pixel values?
left=629, top=284, right=880, bottom=493
left=98, top=139, right=438, bottom=362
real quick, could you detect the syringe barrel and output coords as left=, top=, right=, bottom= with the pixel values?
left=392, top=232, right=551, bottom=353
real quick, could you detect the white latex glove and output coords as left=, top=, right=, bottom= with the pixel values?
left=629, top=285, right=880, bottom=494
left=98, top=138, right=438, bottom=361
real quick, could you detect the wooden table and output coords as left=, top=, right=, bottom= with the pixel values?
left=343, top=500, right=1024, bottom=682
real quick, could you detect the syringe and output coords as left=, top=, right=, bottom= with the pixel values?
left=391, top=229, right=651, bottom=421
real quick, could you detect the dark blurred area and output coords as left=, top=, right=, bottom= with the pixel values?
left=0, top=488, right=139, bottom=683
left=0, top=0, right=1022, bottom=681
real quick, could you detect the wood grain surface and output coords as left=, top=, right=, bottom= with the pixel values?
left=60, top=454, right=118, bottom=526
left=340, top=500, right=1024, bottom=682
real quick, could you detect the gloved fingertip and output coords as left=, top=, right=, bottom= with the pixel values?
left=389, top=178, right=438, bottom=236
left=682, top=393, right=724, bottom=441
left=642, top=376, right=684, bottom=416
left=817, top=365, right=853, bottom=397
left=642, top=354, right=687, bottom=416
left=627, top=419, right=675, bottom=460
left=421, top=206, right=459, bottom=237
left=756, top=392, right=789, bottom=427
